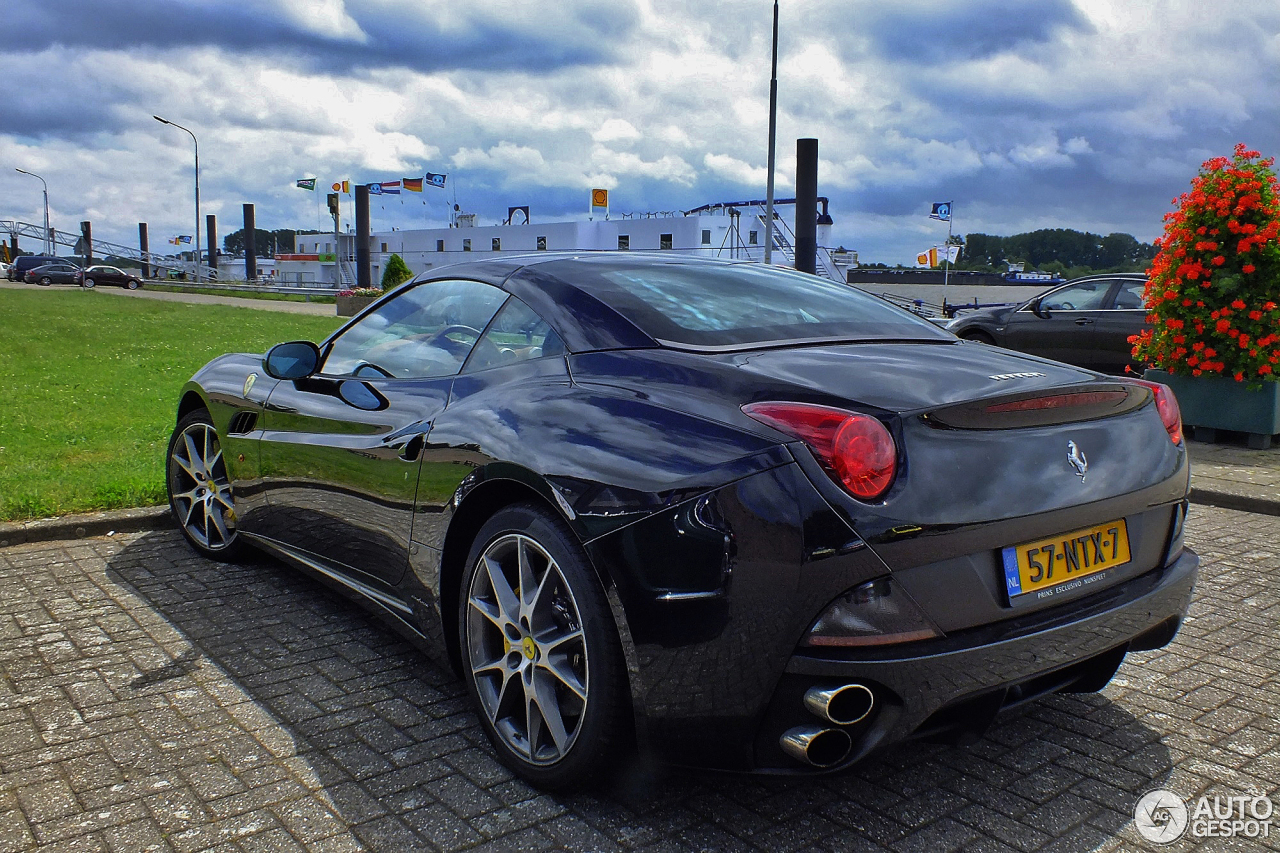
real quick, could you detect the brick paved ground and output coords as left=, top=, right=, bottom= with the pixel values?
left=1, top=507, right=1277, bottom=853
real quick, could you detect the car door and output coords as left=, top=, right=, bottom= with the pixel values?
left=254, top=278, right=507, bottom=586
left=1089, top=278, right=1148, bottom=374
left=1000, top=279, right=1114, bottom=368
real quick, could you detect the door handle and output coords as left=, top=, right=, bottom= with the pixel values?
left=1074, top=318, right=1094, bottom=326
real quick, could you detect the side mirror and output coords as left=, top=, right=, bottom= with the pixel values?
left=1029, top=297, right=1049, bottom=319
left=263, top=340, right=321, bottom=380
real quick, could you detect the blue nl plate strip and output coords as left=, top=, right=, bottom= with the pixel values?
left=1002, top=547, right=1022, bottom=597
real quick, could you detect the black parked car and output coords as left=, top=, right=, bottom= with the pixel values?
left=947, top=274, right=1149, bottom=374
left=167, top=255, right=1195, bottom=788
left=9, top=254, right=71, bottom=282
left=76, top=264, right=143, bottom=289
left=24, top=262, right=82, bottom=286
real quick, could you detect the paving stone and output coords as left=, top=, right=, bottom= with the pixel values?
left=2, top=507, right=1278, bottom=851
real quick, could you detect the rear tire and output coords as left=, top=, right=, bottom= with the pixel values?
left=459, top=503, right=631, bottom=790
left=82, top=277, right=96, bottom=289
left=166, top=409, right=243, bottom=560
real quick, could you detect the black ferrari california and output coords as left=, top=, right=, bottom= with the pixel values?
left=167, top=253, right=1196, bottom=788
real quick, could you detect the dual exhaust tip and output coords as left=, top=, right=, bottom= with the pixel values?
left=779, top=683, right=875, bottom=767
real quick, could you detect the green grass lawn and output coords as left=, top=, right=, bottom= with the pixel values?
left=0, top=289, right=343, bottom=521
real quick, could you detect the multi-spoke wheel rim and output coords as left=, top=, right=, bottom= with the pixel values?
left=466, top=534, right=588, bottom=765
left=169, top=422, right=237, bottom=551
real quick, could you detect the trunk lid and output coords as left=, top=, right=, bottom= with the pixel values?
left=730, top=340, right=1093, bottom=413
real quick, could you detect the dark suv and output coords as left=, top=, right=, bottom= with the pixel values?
left=947, top=273, right=1148, bottom=374
left=8, top=255, right=69, bottom=282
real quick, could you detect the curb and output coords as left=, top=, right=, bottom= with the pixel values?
left=0, top=506, right=172, bottom=548
left=1188, top=488, right=1280, bottom=518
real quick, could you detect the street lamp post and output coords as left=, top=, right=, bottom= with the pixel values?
left=764, top=0, right=779, bottom=266
left=15, top=169, right=51, bottom=254
left=153, top=115, right=201, bottom=284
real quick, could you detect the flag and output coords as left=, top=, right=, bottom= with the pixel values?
left=296, top=178, right=317, bottom=191
left=379, top=181, right=401, bottom=195
left=916, top=248, right=937, bottom=268
left=403, top=177, right=423, bottom=192
left=177, top=235, right=192, bottom=244
left=929, top=202, right=952, bottom=222
left=940, top=244, right=961, bottom=263
left=368, top=183, right=383, bottom=195
left=331, top=182, right=341, bottom=191
left=425, top=172, right=446, bottom=188
left=591, top=188, right=609, bottom=209
left=169, top=237, right=180, bottom=245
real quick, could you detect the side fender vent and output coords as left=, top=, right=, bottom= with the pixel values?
left=228, top=410, right=259, bottom=435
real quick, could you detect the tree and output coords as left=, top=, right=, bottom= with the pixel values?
left=381, top=253, right=412, bottom=289
left=222, top=228, right=325, bottom=257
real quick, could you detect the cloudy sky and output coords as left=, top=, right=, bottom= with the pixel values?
left=3, top=0, right=1279, bottom=264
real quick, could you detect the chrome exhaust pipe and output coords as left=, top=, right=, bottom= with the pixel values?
left=804, top=683, right=876, bottom=725
left=779, top=726, right=852, bottom=767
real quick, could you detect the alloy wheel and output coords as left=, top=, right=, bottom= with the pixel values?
left=465, top=533, right=589, bottom=765
left=168, top=420, right=237, bottom=551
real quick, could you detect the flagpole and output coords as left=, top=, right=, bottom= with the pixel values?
left=944, top=201, right=953, bottom=289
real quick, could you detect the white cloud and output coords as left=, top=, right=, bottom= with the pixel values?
left=592, top=119, right=641, bottom=144
left=4, top=0, right=1280, bottom=264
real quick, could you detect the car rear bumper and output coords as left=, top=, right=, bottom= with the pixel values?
left=756, top=547, right=1198, bottom=772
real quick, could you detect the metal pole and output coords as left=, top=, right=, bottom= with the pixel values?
left=153, top=116, right=201, bottom=284
left=15, top=169, right=50, bottom=254
left=764, top=0, right=779, bottom=266
left=944, top=204, right=953, bottom=289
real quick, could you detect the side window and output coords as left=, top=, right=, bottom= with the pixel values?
left=1112, top=280, right=1145, bottom=310
left=1040, top=281, right=1110, bottom=312
left=463, top=297, right=565, bottom=373
left=322, top=279, right=506, bottom=379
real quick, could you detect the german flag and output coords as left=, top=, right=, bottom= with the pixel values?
left=403, top=177, right=424, bottom=192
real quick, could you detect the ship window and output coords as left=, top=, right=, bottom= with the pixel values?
left=436, top=239, right=445, bottom=252
left=618, top=235, right=629, bottom=250
left=463, top=238, right=472, bottom=252
left=492, top=238, right=501, bottom=251
left=701, top=230, right=711, bottom=245
left=537, top=236, right=547, bottom=250
left=660, top=234, right=673, bottom=250
left=749, top=230, right=758, bottom=245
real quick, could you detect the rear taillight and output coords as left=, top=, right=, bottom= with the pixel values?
left=742, top=402, right=897, bottom=500
left=1130, top=379, right=1183, bottom=445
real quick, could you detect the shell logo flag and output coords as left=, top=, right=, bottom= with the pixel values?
left=916, top=248, right=938, bottom=268
left=591, top=188, right=608, bottom=208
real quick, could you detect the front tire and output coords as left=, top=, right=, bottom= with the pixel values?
left=166, top=410, right=242, bottom=559
left=459, top=504, right=631, bottom=789
left=82, top=277, right=96, bottom=289
left=961, top=330, right=996, bottom=345
left=126, top=279, right=140, bottom=290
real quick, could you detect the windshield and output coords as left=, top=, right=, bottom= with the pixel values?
left=546, top=259, right=952, bottom=348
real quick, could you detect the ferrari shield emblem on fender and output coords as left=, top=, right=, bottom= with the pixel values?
left=243, top=373, right=257, bottom=397
left=1067, top=440, right=1088, bottom=482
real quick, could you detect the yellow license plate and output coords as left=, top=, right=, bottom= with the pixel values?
left=1002, top=519, right=1130, bottom=602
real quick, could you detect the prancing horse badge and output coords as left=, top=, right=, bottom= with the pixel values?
left=1067, top=440, right=1088, bottom=482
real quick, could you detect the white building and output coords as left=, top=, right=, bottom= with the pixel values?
left=275, top=200, right=847, bottom=287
